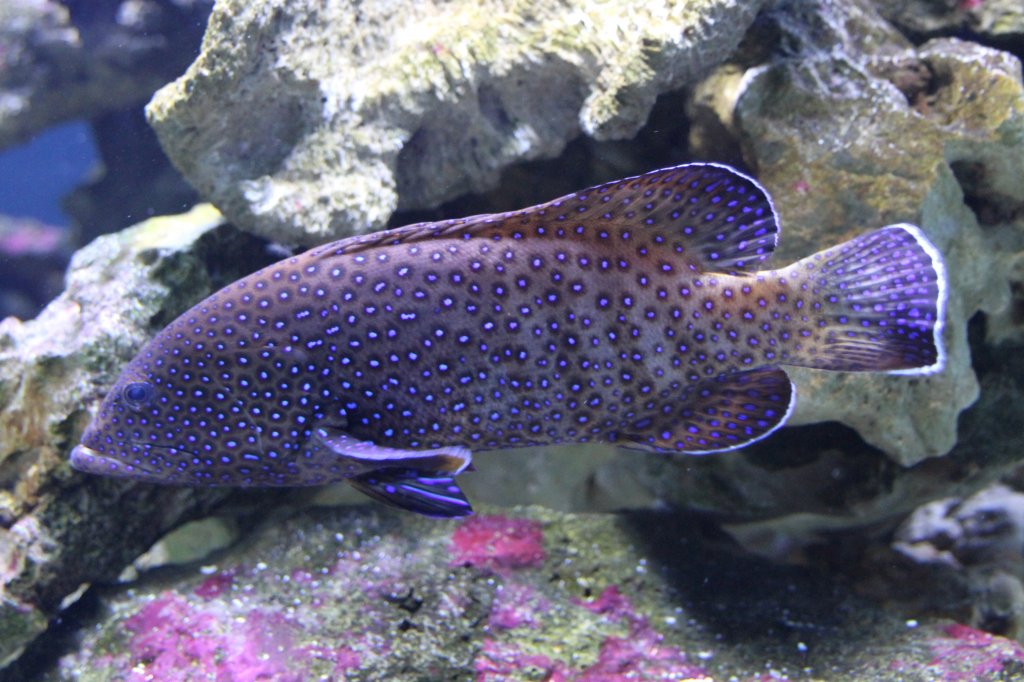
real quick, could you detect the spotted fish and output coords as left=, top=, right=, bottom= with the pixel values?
left=71, top=163, right=947, bottom=517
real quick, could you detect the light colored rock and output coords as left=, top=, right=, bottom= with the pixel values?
left=875, top=0, right=1024, bottom=42
left=894, top=484, right=1024, bottom=640
left=608, top=0, right=1024, bottom=554
left=147, top=0, right=766, bottom=245
left=663, top=1, right=1024, bottom=466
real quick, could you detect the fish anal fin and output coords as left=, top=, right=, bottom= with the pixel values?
left=622, top=367, right=796, bottom=454
left=350, top=471, right=474, bottom=518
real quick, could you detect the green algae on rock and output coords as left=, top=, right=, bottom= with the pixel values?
left=147, top=0, right=766, bottom=245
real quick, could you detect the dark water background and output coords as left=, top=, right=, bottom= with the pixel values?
left=0, top=121, right=97, bottom=226
left=0, top=122, right=98, bottom=319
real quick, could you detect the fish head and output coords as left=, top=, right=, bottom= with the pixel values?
left=70, top=322, right=275, bottom=486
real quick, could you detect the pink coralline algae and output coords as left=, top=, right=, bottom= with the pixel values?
left=488, top=582, right=551, bottom=630
left=887, top=622, right=1024, bottom=681
left=123, top=592, right=303, bottom=682
left=575, top=584, right=632, bottom=617
left=450, top=515, right=546, bottom=571
left=0, top=219, right=66, bottom=256
left=475, top=639, right=567, bottom=681
left=303, top=643, right=363, bottom=674
left=476, top=584, right=709, bottom=681
left=193, top=569, right=236, bottom=600
left=574, top=586, right=709, bottom=680
left=925, top=623, right=1024, bottom=681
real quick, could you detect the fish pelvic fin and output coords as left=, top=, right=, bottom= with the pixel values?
left=778, top=224, right=947, bottom=374
left=306, top=426, right=475, bottom=516
left=350, top=471, right=474, bottom=518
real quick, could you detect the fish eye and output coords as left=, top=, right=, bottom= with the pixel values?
left=121, top=382, right=154, bottom=408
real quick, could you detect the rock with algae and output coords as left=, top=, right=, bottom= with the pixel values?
left=6, top=0, right=1024, bottom=671
left=562, top=0, right=1024, bottom=561
left=0, top=0, right=212, bottom=150
left=32, top=503, right=1024, bottom=682
left=611, top=0, right=1024, bottom=505
left=875, top=0, right=1024, bottom=43
left=738, top=36, right=1022, bottom=464
left=146, top=0, right=766, bottom=245
left=0, top=205, right=280, bottom=668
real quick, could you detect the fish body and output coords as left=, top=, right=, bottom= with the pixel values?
left=71, top=164, right=947, bottom=516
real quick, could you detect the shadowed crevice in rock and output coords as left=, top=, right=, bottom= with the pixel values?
left=619, top=509, right=849, bottom=641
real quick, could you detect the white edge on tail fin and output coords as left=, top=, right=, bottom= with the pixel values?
left=884, top=223, right=948, bottom=376
left=684, top=375, right=798, bottom=455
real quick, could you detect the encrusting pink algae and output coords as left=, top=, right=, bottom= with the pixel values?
left=54, top=506, right=1024, bottom=681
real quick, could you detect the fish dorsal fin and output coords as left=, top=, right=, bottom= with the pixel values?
left=308, top=215, right=500, bottom=259
left=576, top=163, right=779, bottom=273
left=306, top=163, right=778, bottom=274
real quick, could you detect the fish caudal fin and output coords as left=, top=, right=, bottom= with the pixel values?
left=780, top=224, right=947, bottom=374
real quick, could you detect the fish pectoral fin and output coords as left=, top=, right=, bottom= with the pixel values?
left=622, top=367, right=796, bottom=454
left=349, top=470, right=474, bottom=518
left=312, top=425, right=472, bottom=477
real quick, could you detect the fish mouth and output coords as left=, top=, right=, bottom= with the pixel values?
left=70, top=444, right=125, bottom=475
left=70, top=443, right=189, bottom=483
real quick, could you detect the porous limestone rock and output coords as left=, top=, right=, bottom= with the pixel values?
left=741, top=42, right=1021, bottom=465
left=0, top=206, right=279, bottom=668
left=146, top=0, right=766, bottom=245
